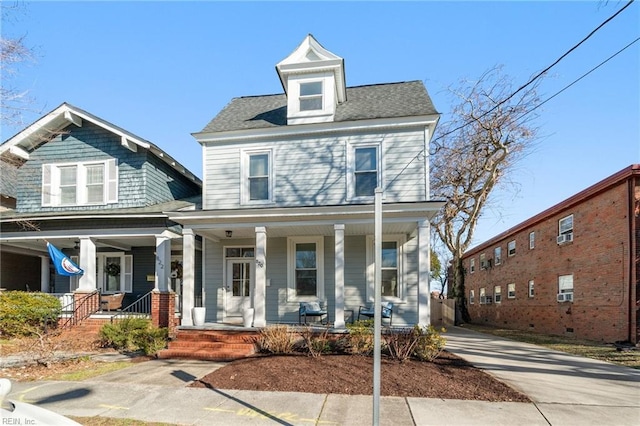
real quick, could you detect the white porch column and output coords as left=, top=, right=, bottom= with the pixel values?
left=253, top=226, right=267, bottom=327
left=417, top=219, right=431, bottom=326
left=334, top=224, right=346, bottom=328
left=78, top=237, right=97, bottom=291
left=40, top=256, right=50, bottom=293
left=155, top=235, right=172, bottom=292
left=181, top=228, right=195, bottom=326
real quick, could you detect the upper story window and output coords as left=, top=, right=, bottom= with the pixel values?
left=507, top=240, right=516, bottom=257
left=470, top=258, right=475, bottom=273
left=242, top=149, right=273, bottom=204
left=469, top=289, right=475, bottom=304
left=355, top=147, right=378, bottom=196
left=494, top=247, right=502, bottom=265
left=348, top=142, right=382, bottom=200
left=508, top=283, right=516, bottom=299
left=299, top=81, right=323, bottom=111
left=494, top=286, right=502, bottom=303
left=42, top=159, right=117, bottom=207
left=557, top=215, right=574, bottom=244
left=528, top=280, right=535, bottom=298
left=529, top=232, right=535, bottom=249
left=480, top=253, right=487, bottom=269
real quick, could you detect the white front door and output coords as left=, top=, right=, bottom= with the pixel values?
left=225, top=259, right=253, bottom=317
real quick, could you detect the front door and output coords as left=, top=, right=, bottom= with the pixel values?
left=225, top=259, right=253, bottom=317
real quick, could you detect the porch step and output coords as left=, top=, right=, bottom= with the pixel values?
left=158, top=329, right=260, bottom=361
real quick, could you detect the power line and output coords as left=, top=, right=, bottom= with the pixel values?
left=384, top=0, right=637, bottom=193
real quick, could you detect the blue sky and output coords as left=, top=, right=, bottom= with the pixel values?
left=3, top=1, right=639, bottom=247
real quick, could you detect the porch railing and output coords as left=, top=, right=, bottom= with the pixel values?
left=58, top=290, right=100, bottom=330
left=110, top=290, right=152, bottom=323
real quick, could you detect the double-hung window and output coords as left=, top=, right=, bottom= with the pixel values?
left=494, top=286, right=502, bottom=303
left=242, top=149, right=273, bottom=204
left=299, top=81, right=323, bottom=111
left=558, top=274, right=573, bottom=294
left=494, top=247, right=502, bottom=265
left=558, top=215, right=574, bottom=244
left=366, top=235, right=405, bottom=301
left=529, top=232, right=535, bottom=249
left=469, top=289, right=475, bottom=304
left=349, top=142, right=381, bottom=199
left=287, top=236, right=324, bottom=301
left=508, top=283, right=516, bottom=299
left=42, top=159, right=117, bottom=207
left=507, top=240, right=516, bottom=257
left=528, top=280, right=535, bottom=298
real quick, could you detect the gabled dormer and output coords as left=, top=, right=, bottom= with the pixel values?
left=276, top=34, right=346, bottom=125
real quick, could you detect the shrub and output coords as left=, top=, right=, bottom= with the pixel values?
left=256, top=324, right=296, bottom=354
left=384, top=327, right=419, bottom=362
left=344, top=320, right=375, bottom=355
left=412, top=325, right=446, bottom=362
left=99, top=318, right=168, bottom=355
left=298, top=326, right=332, bottom=357
left=0, top=291, right=62, bottom=337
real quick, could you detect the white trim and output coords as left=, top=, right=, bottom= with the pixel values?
left=41, top=159, right=117, bottom=207
left=241, top=147, right=274, bottom=205
left=287, top=236, right=324, bottom=302
left=365, top=234, right=406, bottom=303
left=347, top=140, right=383, bottom=202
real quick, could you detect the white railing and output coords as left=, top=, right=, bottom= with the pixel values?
left=50, top=292, right=75, bottom=312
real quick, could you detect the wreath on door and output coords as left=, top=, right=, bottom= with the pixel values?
left=105, top=263, right=121, bottom=277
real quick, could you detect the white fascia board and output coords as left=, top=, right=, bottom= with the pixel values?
left=0, top=227, right=175, bottom=241
left=63, top=110, right=82, bottom=127
left=193, top=114, right=440, bottom=144
left=0, top=213, right=169, bottom=223
left=167, top=201, right=445, bottom=224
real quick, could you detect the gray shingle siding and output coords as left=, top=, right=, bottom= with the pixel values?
left=13, top=121, right=199, bottom=213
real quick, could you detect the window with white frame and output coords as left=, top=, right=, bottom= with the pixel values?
left=494, top=247, right=502, bottom=265
left=529, top=231, right=535, bottom=249
left=507, top=240, right=516, bottom=256
left=480, top=253, right=487, bottom=269
left=508, top=283, right=516, bottom=299
left=242, top=149, right=273, bottom=204
left=494, top=286, right=502, bottom=303
left=558, top=274, right=573, bottom=294
left=42, top=159, right=117, bottom=207
left=479, top=287, right=486, bottom=304
left=348, top=142, right=381, bottom=200
left=469, top=289, right=475, bottom=304
left=287, top=236, right=324, bottom=301
left=299, top=81, right=323, bottom=111
left=366, top=235, right=405, bottom=301
left=559, top=215, right=573, bottom=236
left=528, top=280, right=534, bottom=298
left=470, top=258, right=475, bottom=273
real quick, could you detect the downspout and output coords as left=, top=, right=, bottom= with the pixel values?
left=628, top=174, right=638, bottom=343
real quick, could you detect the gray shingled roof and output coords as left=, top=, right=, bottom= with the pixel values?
left=200, top=81, right=438, bottom=133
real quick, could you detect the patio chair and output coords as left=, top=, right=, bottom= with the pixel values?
left=299, top=301, right=327, bottom=325
left=100, top=293, right=124, bottom=311
left=357, top=302, right=393, bottom=325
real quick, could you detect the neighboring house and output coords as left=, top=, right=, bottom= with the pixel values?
left=169, top=35, right=444, bottom=328
left=462, top=165, right=639, bottom=344
left=0, top=103, right=203, bottom=325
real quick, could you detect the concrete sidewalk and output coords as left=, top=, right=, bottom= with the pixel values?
left=6, top=326, right=640, bottom=425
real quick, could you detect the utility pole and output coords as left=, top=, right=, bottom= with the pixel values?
left=372, top=187, right=382, bottom=425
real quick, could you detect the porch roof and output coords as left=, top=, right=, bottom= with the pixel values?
left=167, top=201, right=445, bottom=240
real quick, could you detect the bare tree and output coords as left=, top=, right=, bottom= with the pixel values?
left=430, top=65, right=542, bottom=322
left=1, top=1, right=36, bottom=128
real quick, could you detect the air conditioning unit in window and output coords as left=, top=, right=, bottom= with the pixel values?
left=485, top=296, right=493, bottom=304
left=557, top=293, right=574, bottom=302
left=557, top=233, right=574, bottom=244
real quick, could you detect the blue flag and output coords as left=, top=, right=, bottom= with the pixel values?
left=47, top=242, right=84, bottom=276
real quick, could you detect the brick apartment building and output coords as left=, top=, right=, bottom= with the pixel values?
left=462, top=164, right=639, bottom=344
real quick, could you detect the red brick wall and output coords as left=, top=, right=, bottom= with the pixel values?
left=151, top=291, right=177, bottom=333
left=464, top=181, right=633, bottom=343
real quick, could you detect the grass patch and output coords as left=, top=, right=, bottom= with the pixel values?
left=463, top=323, right=640, bottom=369
left=69, top=417, right=176, bottom=426
left=53, top=360, right=134, bottom=381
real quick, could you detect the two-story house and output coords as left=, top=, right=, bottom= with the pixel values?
left=169, top=35, right=444, bottom=328
left=462, top=165, right=639, bottom=344
left=0, top=103, right=202, bottom=326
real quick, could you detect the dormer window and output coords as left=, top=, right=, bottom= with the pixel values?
left=299, top=81, right=323, bottom=111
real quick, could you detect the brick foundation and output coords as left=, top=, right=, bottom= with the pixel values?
left=151, top=291, right=177, bottom=333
